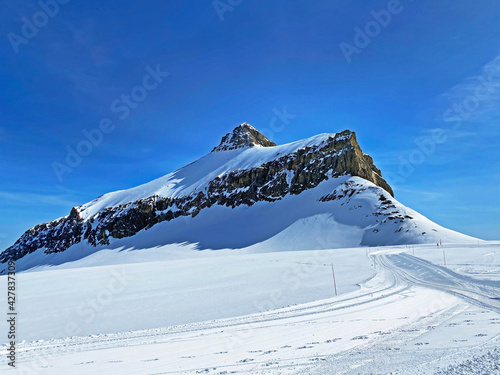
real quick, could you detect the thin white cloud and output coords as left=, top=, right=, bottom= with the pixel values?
left=395, top=188, right=444, bottom=201
left=440, top=54, right=500, bottom=127
left=0, top=191, right=77, bottom=208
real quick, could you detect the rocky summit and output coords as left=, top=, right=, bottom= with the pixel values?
left=211, top=123, right=276, bottom=152
left=2, top=122, right=473, bottom=269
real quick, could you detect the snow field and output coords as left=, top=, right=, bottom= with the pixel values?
left=1, top=242, right=499, bottom=374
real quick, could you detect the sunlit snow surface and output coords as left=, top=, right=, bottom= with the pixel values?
left=1, top=242, right=499, bottom=374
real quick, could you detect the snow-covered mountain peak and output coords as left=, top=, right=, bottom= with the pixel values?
left=0, top=124, right=479, bottom=270
left=211, top=123, right=277, bottom=152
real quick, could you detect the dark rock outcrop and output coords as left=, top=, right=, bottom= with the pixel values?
left=212, top=123, right=276, bottom=152
left=0, top=126, right=392, bottom=263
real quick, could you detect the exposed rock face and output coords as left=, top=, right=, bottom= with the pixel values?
left=0, top=125, right=393, bottom=263
left=212, top=123, right=276, bottom=152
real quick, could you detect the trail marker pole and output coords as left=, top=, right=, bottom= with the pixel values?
left=443, top=250, right=446, bottom=266
left=331, top=263, right=338, bottom=297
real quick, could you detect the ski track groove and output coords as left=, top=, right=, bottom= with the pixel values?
left=6, top=249, right=500, bottom=374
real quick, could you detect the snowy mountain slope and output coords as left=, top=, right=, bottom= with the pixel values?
left=5, top=176, right=478, bottom=273
left=0, top=123, right=478, bottom=271
left=76, top=131, right=355, bottom=218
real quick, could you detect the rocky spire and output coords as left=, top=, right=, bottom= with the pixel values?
left=212, top=123, right=276, bottom=152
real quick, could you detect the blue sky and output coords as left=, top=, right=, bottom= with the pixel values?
left=0, top=0, right=499, bottom=249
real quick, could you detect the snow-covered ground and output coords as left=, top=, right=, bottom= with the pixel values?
left=10, top=246, right=377, bottom=342
left=405, top=242, right=500, bottom=281
left=1, top=242, right=499, bottom=374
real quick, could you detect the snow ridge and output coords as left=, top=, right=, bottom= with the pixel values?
left=0, top=124, right=477, bottom=269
